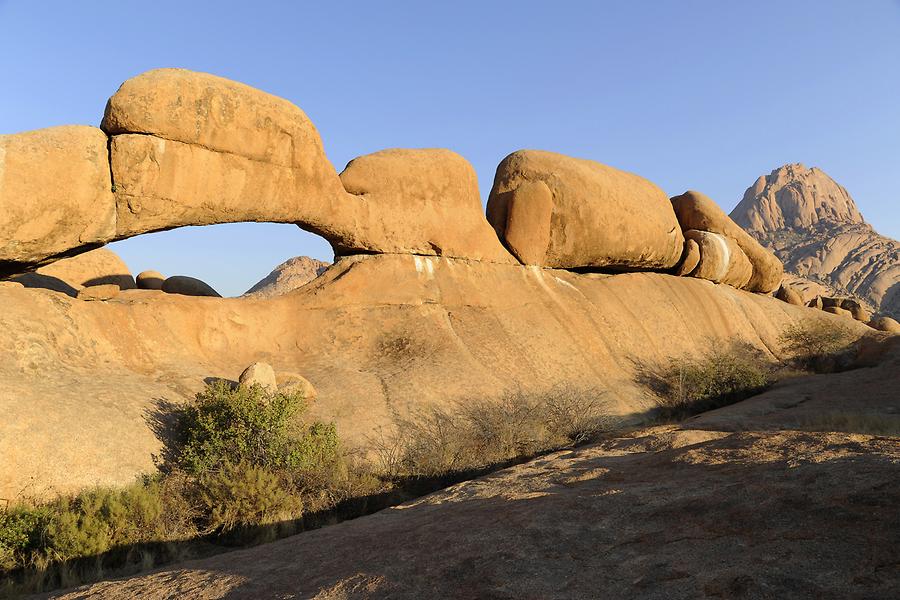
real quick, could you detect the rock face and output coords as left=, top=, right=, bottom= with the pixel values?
left=243, top=256, right=330, bottom=298
left=12, top=248, right=135, bottom=296
left=76, top=284, right=121, bottom=301
left=486, top=150, right=684, bottom=269
left=0, top=126, right=116, bottom=275
left=0, top=255, right=874, bottom=500
left=731, top=164, right=899, bottom=318
left=732, top=163, right=864, bottom=233
left=60, top=344, right=900, bottom=599
left=671, top=190, right=783, bottom=292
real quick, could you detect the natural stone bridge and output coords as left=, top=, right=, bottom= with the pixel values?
left=0, top=68, right=781, bottom=293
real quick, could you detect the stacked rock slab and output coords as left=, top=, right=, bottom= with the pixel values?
left=13, top=248, right=135, bottom=296
left=338, top=148, right=514, bottom=262
left=486, top=150, right=684, bottom=269
left=671, top=191, right=783, bottom=293
left=682, top=230, right=753, bottom=288
left=0, top=126, right=116, bottom=276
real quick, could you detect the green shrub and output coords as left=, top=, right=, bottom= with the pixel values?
left=779, top=319, right=854, bottom=372
left=175, top=381, right=337, bottom=477
left=198, top=462, right=303, bottom=533
left=0, top=505, right=51, bottom=571
left=656, top=347, right=773, bottom=420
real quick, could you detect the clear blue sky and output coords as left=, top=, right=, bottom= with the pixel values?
left=2, top=1, right=898, bottom=296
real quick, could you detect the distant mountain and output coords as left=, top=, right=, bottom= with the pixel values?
left=730, top=163, right=899, bottom=317
left=243, top=256, right=330, bottom=298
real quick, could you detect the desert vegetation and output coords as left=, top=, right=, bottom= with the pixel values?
left=649, top=344, right=775, bottom=420
left=372, top=387, right=614, bottom=478
left=0, top=383, right=614, bottom=596
left=778, top=319, right=856, bottom=372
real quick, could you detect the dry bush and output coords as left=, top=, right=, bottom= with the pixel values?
left=779, top=319, right=855, bottom=373
left=653, top=344, right=773, bottom=420
left=797, top=412, right=900, bottom=436
left=371, top=387, right=615, bottom=479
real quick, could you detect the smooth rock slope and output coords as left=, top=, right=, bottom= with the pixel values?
left=53, top=342, right=900, bottom=599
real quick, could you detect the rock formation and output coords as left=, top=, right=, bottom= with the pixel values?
left=0, top=68, right=870, bottom=503
left=162, top=275, right=221, bottom=297
left=136, top=270, right=165, bottom=290
left=0, top=254, right=872, bottom=500
left=671, top=190, right=783, bottom=292
left=486, top=150, right=684, bottom=269
left=243, top=256, right=330, bottom=298
left=0, top=126, right=116, bottom=275
left=731, top=164, right=899, bottom=318
left=12, top=248, right=135, bottom=295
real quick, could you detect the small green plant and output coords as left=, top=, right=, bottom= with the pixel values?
left=779, top=319, right=855, bottom=372
left=655, top=346, right=773, bottom=420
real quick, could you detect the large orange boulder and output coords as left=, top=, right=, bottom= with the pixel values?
left=671, top=191, right=783, bottom=293
left=486, top=150, right=684, bottom=269
left=0, top=126, right=115, bottom=275
left=337, top=149, right=515, bottom=263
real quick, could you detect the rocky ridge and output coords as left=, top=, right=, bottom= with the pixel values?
left=731, top=163, right=899, bottom=317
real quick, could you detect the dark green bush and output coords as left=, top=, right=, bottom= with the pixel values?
left=176, top=381, right=335, bottom=476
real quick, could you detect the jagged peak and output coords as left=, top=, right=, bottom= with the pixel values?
left=730, top=163, right=864, bottom=236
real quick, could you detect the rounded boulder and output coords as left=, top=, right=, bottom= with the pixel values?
left=161, top=276, right=221, bottom=298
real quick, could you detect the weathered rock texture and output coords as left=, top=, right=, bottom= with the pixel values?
left=101, top=69, right=514, bottom=264
left=486, top=150, right=684, bottom=269
left=731, top=164, right=899, bottom=318
left=58, top=343, right=900, bottom=599
left=671, top=190, right=783, bottom=292
left=0, top=255, right=874, bottom=500
left=683, top=230, right=752, bottom=288
left=0, top=126, right=115, bottom=275
left=243, top=256, right=330, bottom=298
left=12, top=248, right=134, bottom=296
left=338, top=148, right=514, bottom=262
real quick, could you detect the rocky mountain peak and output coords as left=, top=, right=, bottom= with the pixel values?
left=731, top=163, right=865, bottom=237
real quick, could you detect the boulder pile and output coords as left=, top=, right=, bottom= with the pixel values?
left=1, top=67, right=785, bottom=290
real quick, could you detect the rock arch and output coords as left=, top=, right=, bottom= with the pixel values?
left=0, top=69, right=515, bottom=277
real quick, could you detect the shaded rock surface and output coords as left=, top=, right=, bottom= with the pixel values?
left=55, top=343, right=900, bottom=599
left=243, top=256, right=330, bottom=298
left=162, top=275, right=221, bottom=298
left=12, top=248, right=134, bottom=296
left=731, top=164, right=898, bottom=317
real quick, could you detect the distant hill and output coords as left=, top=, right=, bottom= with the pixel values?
left=730, top=163, right=899, bottom=317
left=243, top=256, right=330, bottom=298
